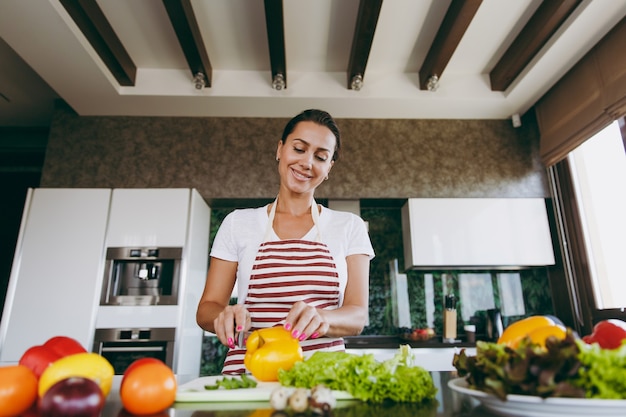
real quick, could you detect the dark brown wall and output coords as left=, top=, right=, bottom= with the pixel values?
left=41, top=105, right=549, bottom=199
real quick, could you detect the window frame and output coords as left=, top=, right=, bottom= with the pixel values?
left=548, top=116, right=626, bottom=336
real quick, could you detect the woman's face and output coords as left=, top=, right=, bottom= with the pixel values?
left=276, top=121, right=336, bottom=196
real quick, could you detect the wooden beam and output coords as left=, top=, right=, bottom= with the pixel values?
left=418, top=0, right=482, bottom=90
left=347, top=0, right=383, bottom=90
left=60, top=0, right=136, bottom=86
left=490, top=0, right=582, bottom=91
left=264, top=0, right=287, bottom=89
left=162, top=0, right=212, bottom=88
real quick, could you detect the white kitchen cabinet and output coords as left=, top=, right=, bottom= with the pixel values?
left=0, top=188, right=111, bottom=363
left=106, top=188, right=191, bottom=247
left=1, top=188, right=210, bottom=381
left=402, top=198, right=555, bottom=270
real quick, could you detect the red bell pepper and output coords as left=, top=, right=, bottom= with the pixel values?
left=19, top=345, right=62, bottom=378
left=43, top=335, right=87, bottom=357
left=582, top=319, right=626, bottom=349
left=19, top=335, right=87, bottom=378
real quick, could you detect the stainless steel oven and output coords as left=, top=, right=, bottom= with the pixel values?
left=93, top=328, right=175, bottom=375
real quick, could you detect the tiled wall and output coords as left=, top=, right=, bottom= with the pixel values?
left=41, top=104, right=549, bottom=198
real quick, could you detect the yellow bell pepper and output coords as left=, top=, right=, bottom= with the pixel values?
left=243, top=327, right=303, bottom=382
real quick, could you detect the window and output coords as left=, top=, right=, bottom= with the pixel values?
left=567, top=121, right=626, bottom=309
left=550, top=117, right=626, bottom=333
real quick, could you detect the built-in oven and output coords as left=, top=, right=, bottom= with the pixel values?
left=93, top=328, right=175, bottom=375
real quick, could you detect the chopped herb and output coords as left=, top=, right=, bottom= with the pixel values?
left=204, top=374, right=258, bottom=390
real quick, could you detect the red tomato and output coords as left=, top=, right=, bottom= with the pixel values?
left=120, top=362, right=177, bottom=415
left=43, top=336, right=87, bottom=357
left=0, top=365, right=38, bottom=417
left=122, top=358, right=164, bottom=382
left=19, top=345, right=62, bottom=379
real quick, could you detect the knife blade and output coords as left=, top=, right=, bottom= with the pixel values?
left=237, top=329, right=245, bottom=349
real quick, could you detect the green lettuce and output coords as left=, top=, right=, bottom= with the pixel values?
left=453, top=329, right=626, bottom=400
left=574, top=341, right=626, bottom=399
left=277, top=345, right=437, bottom=403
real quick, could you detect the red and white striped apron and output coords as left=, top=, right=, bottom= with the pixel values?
left=222, top=199, right=345, bottom=374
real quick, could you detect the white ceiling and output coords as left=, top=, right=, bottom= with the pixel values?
left=1, top=0, right=625, bottom=128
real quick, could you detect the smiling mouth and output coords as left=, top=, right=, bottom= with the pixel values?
left=291, top=168, right=312, bottom=180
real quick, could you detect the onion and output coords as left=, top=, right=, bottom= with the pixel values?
left=39, top=377, right=104, bottom=417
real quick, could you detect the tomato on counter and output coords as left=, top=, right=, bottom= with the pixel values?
left=0, top=365, right=38, bottom=417
left=122, top=357, right=163, bottom=379
left=120, top=359, right=177, bottom=415
left=582, top=319, right=626, bottom=349
left=244, top=326, right=303, bottom=382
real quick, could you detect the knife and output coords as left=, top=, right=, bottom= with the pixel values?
left=236, top=329, right=246, bottom=349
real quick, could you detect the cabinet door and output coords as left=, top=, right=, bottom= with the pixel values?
left=0, top=189, right=111, bottom=362
left=106, top=189, right=190, bottom=247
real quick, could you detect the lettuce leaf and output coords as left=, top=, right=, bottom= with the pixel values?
left=453, top=329, right=626, bottom=400
left=277, top=345, right=437, bottom=403
left=574, top=341, right=626, bottom=399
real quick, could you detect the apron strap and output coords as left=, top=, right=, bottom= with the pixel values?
left=263, top=196, right=322, bottom=242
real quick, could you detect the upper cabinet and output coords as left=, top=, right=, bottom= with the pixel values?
left=402, top=198, right=555, bottom=270
left=106, top=189, right=191, bottom=247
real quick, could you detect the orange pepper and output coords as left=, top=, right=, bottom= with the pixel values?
left=243, top=327, right=303, bottom=382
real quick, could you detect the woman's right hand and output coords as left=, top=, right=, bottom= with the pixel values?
left=213, top=304, right=250, bottom=349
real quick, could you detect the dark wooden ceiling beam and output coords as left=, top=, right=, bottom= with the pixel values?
left=264, top=0, right=287, bottom=89
left=60, top=0, right=136, bottom=86
left=162, top=0, right=212, bottom=88
left=489, top=0, right=583, bottom=92
left=418, top=0, right=482, bottom=91
left=347, top=0, right=383, bottom=90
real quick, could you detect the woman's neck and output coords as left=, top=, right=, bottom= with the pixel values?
left=275, top=191, right=314, bottom=217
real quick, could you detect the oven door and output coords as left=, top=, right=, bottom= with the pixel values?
left=93, top=328, right=175, bottom=375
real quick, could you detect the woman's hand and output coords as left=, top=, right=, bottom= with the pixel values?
left=283, top=301, right=328, bottom=342
left=213, top=304, right=250, bottom=349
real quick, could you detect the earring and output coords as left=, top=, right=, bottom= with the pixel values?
left=325, top=175, right=329, bottom=181
left=276, top=157, right=280, bottom=162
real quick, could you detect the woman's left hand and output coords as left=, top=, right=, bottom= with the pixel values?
left=283, top=301, right=328, bottom=341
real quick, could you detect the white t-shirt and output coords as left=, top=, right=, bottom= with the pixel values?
left=210, top=204, right=375, bottom=304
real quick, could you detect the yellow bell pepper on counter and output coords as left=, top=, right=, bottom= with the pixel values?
left=244, top=327, right=303, bottom=382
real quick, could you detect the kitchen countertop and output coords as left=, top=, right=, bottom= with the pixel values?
left=344, top=335, right=477, bottom=349
left=87, top=371, right=502, bottom=417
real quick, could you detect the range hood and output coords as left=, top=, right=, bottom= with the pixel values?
left=401, top=198, right=555, bottom=270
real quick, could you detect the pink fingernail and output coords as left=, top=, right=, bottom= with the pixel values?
left=298, top=333, right=307, bottom=342
left=236, top=325, right=243, bottom=332
left=292, top=329, right=299, bottom=338
left=284, top=323, right=292, bottom=331
left=311, top=332, right=319, bottom=339
left=227, top=337, right=234, bottom=348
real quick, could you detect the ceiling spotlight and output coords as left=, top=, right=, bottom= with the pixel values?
left=193, top=72, right=205, bottom=89
left=272, top=73, right=286, bottom=90
left=350, top=74, right=363, bottom=91
left=426, top=75, right=439, bottom=92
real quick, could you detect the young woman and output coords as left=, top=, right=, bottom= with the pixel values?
left=196, top=109, right=374, bottom=374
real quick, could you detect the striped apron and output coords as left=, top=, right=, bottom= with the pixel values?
left=222, top=199, right=344, bottom=374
